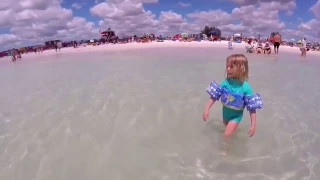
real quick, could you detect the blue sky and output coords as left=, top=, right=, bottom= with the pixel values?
left=66, top=0, right=319, bottom=39
left=64, top=0, right=318, bottom=29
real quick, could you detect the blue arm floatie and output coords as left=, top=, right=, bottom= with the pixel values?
left=206, top=81, right=223, bottom=100
left=244, top=93, right=263, bottom=111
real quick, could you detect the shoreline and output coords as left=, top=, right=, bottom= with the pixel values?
left=1, top=40, right=319, bottom=62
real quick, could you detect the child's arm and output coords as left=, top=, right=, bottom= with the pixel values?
left=204, top=80, right=224, bottom=121
left=203, top=98, right=216, bottom=121
left=249, top=110, right=256, bottom=137
left=205, top=97, right=216, bottom=111
left=244, top=83, right=261, bottom=137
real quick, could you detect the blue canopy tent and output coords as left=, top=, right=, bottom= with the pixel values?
left=209, top=29, right=219, bottom=35
left=208, top=29, right=220, bottom=40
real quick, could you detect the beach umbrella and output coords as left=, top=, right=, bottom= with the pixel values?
left=234, top=33, right=241, bottom=37
left=181, top=33, right=188, bottom=37
left=100, top=29, right=114, bottom=35
left=100, top=29, right=115, bottom=42
left=297, top=40, right=302, bottom=43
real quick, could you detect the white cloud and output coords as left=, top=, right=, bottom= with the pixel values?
left=187, top=10, right=233, bottom=27
left=227, top=0, right=294, bottom=6
left=91, top=0, right=160, bottom=36
left=0, top=0, right=98, bottom=50
left=178, top=2, right=191, bottom=7
left=1, top=0, right=320, bottom=51
left=185, top=1, right=295, bottom=37
left=71, top=3, right=83, bottom=10
left=0, top=34, right=20, bottom=48
left=298, top=1, right=320, bottom=40
left=299, top=19, right=320, bottom=39
left=310, top=0, right=320, bottom=18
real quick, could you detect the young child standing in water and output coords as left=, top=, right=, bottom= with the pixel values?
left=203, top=54, right=263, bottom=152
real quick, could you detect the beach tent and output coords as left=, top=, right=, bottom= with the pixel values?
left=208, top=30, right=220, bottom=40
left=209, top=29, right=219, bottom=35
left=100, top=29, right=115, bottom=43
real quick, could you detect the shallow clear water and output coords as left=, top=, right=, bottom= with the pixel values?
left=0, top=47, right=320, bottom=180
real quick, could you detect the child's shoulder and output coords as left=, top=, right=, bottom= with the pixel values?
left=220, top=78, right=229, bottom=86
left=242, top=80, right=251, bottom=87
left=242, top=81, right=253, bottom=94
left=240, top=81, right=251, bottom=89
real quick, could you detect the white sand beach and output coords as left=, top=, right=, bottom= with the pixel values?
left=3, top=40, right=319, bottom=61
left=0, top=42, right=320, bottom=180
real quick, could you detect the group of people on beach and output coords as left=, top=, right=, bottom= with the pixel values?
left=246, top=40, right=272, bottom=54
left=269, top=33, right=309, bottom=57
left=231, top=33, right=309, bottom=57
left=242, top=33, right=281, bottom=55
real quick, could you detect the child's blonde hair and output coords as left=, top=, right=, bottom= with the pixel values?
left=226, top=54, right=249, bottom=82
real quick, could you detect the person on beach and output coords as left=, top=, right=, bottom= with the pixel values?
left=11, top=48, right=17, bottom=62
left=255, top=41, right=263, bottom=54
left=202, top=54, right=263, bottom=155
left=273, top=33, right=281, bottom=55
left=57, top=42, right=62, bottom=51
left=228, top=35, right=234, bottom=49
left=264, top=42, right=271, bottom=54
left=11, top=48, right=21, bottom=62
left=54, top=42, right=58, bottom=52
left=300, top=37, right=307, bottom=57
left=245, top=40, right=254, bottom=53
